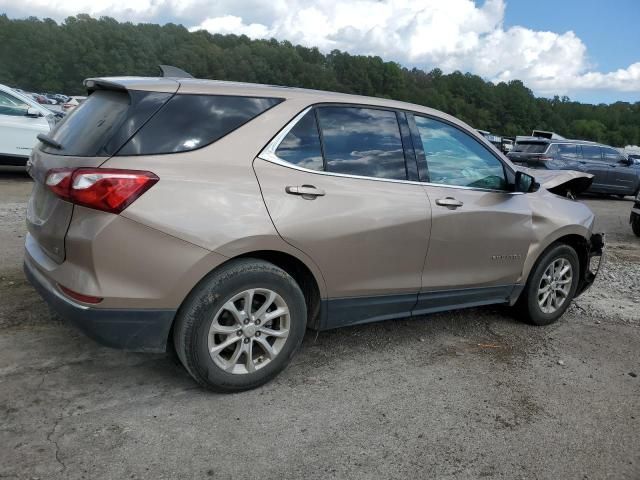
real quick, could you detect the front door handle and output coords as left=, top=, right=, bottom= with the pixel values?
left=436, top=197, right=463, bottom=208
left=285, top=185, right=326, bottom=198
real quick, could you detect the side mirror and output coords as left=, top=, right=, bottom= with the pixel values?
left=515, top=171, right=538, bottom=193
left=26, top=107, right=42, bottom=118
left=620, top=157, right=633, bottom=166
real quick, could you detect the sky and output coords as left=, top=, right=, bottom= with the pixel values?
left=1, top=0, right=638, bottom=104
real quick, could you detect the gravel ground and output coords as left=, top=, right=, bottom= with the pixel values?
left=0, top=171, right=638, bottom=480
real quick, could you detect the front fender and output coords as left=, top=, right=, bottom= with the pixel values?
left=519, top=189, right=595, bottom=285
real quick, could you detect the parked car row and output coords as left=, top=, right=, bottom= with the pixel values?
left=507, top=137, right=640, bottom=198
left=14, top=87, right=85, bottom=111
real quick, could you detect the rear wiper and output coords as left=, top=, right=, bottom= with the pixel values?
left=37, top=133, right=63, bottom=150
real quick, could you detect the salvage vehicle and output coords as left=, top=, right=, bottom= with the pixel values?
left=507, top=137, right=640, bottom=198
left=24, top=73, right=604, bottom=392
left=0, top=83, right=56, bottom=167
left=631, top=191, right=640, bottom=236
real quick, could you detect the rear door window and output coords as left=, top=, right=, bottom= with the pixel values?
left=275, top=109, right=324, bottom=171
left=412, top=115, right=507, bottom=190
left=581, top=145, right=602, bottom=160
left=557, top=144, right=579, bottom=159
left=315, top=106, right=407, bottom=180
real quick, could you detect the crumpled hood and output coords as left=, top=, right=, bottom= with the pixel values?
left=519, top=167, right=594, bottom=195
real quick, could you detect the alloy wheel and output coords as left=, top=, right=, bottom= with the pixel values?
left=537, top=258, right=573, bottom=314
left=207, top=288, right=290, bottom=374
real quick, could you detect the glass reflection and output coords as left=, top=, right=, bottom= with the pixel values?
left=276, top=110, right=324, bottom=170
left=414, top=116, right=507, bottom=190
left=317, top=107, right=407, bottom=180
left=118, top=95, right=282, bottom=156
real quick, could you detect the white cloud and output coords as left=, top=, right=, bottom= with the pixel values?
left=196, top=15, right=270, bottom=38
left=1, top=0, right=639, bottom=97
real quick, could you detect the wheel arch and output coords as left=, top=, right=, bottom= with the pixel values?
left=517, top=231, right=590, bottom=303
left=234, top=250, right=323, bottom=329
left=169, top=246, right=325, bottom=349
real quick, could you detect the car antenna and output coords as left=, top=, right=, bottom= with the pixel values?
left=158, top=65, right=193, bottom=78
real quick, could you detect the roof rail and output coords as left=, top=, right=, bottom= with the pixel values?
left=158, top=65, right=193, bottom=78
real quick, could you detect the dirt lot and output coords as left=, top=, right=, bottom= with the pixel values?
left=1, top=171, right=638, bottom=480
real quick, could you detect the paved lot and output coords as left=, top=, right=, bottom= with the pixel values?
left=1, top=171, right=638, bottom=480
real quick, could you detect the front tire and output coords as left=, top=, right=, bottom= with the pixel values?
left=173, top=259, right=307, bottom=392
left=516, top=244, right=580, bottom=326
left=632, top=215, right=640, bottom=237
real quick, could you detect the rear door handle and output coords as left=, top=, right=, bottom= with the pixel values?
left=436, top=197, right=463, bottom=208
left=285, top=185, right=326, bottom=198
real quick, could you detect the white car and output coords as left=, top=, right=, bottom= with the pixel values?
left=0, top=83, right=55, bottom=167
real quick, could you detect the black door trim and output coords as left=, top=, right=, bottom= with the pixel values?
left=320, top=285, right=516, bottom=330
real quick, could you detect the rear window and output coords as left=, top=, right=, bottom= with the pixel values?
left=513, top=141, right=548, bottom=153
left=41, top=90, right=282, bottom=157
left=41, top=90, right=134, bottom=156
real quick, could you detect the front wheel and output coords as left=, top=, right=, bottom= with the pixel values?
left=516, top=244, right=580, bottom=326
left=173, top=259, right=307, bottom=392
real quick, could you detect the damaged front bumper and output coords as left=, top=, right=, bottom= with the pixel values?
left=576, top=232, right=605, bottom=296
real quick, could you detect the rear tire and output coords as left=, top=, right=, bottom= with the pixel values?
left=173, top=258, right=307, bottom=392
left=516, top=243, right=580, bottom=326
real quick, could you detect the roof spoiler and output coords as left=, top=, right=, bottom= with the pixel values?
left=158, top=65, right=193, bottom=78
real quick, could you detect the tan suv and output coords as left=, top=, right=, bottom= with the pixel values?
left=24, top=76, right=604, bottom=391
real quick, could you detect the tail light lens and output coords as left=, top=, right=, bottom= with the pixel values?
left=45, top=168, right=158, bottom=214
left=58, top=284, right=103, bottom=304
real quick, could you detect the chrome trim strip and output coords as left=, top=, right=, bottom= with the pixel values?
left=261, top=107, right=313, bottom=159
left=258, top=107, right=525, bottom=195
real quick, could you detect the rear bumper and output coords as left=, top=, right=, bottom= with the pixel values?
left=576, top=232, right=605, bottom=296
left=24, top=256, right=175, bottom=352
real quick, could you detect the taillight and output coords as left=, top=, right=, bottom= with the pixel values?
left=45, top=168, right=158, bottom=214
left=58, top=284, right=103, bottom=304
left=45, top=168, right=73, bottom=200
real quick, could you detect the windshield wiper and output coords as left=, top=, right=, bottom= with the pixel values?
left=37, top=133, right=63, bottom=150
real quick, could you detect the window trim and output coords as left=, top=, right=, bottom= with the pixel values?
left=258, top=103, right=523, bottom=194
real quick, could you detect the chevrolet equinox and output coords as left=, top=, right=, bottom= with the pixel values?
left=25, top=75, right=604, bottom=392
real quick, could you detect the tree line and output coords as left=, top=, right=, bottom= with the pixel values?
left=1, top=14, right=638, bottom=147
